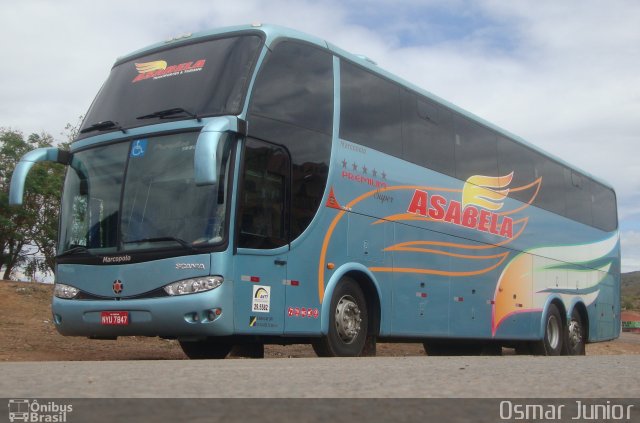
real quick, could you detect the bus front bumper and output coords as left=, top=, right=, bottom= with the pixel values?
left=51, top=282, right=234, bottom=338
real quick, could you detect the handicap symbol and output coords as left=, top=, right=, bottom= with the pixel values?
left=131, top=139, right=147, bottom=158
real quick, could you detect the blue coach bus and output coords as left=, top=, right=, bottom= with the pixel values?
left=10, top=24, right=620, bottom=358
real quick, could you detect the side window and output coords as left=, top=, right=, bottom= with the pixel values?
left=565, top=170, right=593, bottom=226
left=454, top=116, right=499, bottom=180
left=340, top=60, right=402, bottom=156
left=591, top=182, right=618, bottom=232
left=497, top=136, right=538, bottom=203
left=238, top=138, right=289, bottom=249
left=250, top=41, right=333, bottom=135
left=534, top=158, right=566, bottom=215
left=402, top=92, right=455, bottom=176
left=248, top=41, right=333, bottom=239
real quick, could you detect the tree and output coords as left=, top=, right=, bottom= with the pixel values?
left=0, top=129, right=67, bottom=280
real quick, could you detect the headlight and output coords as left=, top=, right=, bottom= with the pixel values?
left=163, top=276, right=223, bottom=296
left=54, top=283, right=80, bottom=299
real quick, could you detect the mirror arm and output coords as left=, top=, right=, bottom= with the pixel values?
left=9, top=147, right=69, bottom=206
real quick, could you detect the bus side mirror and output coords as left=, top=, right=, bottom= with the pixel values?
left=9, top=147, right=70, bottom=206
left=194, top=131, right=222, bottom=186
left=194, top=117, right=245, bottom=186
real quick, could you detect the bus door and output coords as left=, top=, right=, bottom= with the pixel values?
left=233, top=138, right=290, bottom=335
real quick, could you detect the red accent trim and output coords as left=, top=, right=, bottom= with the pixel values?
left=326, top=187, right=343, bottom=210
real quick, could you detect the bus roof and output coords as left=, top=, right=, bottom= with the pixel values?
left=115, top=24, right=614, bottom=191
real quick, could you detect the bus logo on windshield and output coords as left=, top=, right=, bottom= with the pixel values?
left=132, top=59, right=206, bottom=83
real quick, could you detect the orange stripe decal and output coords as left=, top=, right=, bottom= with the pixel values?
left=370, top=252, right=509, bottom=277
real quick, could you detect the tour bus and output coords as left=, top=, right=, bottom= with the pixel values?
left=10, top=24, right=620, bottom=358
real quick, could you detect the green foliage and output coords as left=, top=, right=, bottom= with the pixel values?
left=622, top=271, right=640, bottom=310
left=0, top=129, right=67, bottom=280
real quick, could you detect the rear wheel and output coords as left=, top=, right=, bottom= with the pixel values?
left=313, top=277, right=368, bottom=357
left=179, top=339, right=232, bottom=359
left=566, top=308, right=586, bottom=355
left=532, top=303, right=563, bottom=355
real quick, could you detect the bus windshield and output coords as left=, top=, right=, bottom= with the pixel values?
left=59, top=132, right=232, bottom=254
left=78, top=34, right=263, bottom=139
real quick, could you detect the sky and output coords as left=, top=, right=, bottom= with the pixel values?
left=1, top=0, right=639, bottom=272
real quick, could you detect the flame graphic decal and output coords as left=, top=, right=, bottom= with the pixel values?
left=491, top=234, right=618, bottom=336
left=462, top=173, right=513, bottom=211
left=135, top=60, right=168, bottom=73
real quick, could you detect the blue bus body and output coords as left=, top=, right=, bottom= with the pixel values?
left=10, top=25, right=620, bottom=357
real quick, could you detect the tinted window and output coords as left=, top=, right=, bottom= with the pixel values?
left=340, top=60, right=402, bottom=156
left=238, top=138, right=289, bottom=249
left=454, top=116, right=499, bottom=180
left=534, top=158, right=566, bottom=215
left=497, top=137, right=539, bottom=203
left=591, top=181, right=617, bottom=231
left=248, top=41, right=332, bottom=239
left=402, top=93, right=455, bottom=176
left=564, top=170, right=592, bottom=226
left=250, top=41, right=333, bottom=134
left=79, top=35, right=263, bottom=139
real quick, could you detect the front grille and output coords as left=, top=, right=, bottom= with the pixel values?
left=74, top=287, right=169, bottom=300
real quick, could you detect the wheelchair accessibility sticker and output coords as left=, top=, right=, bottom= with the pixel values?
left=130, top=139, right=148, bottom=158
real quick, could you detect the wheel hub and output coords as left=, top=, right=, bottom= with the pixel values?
left=335, top=295, right=362, bottom=344
left=568, top=319, right=582, bottom=351
left=547, top=315, right=560, bottom=349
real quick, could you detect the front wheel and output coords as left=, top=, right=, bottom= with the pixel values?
left=532, top=303, right=564, bottom=356
left=179, top=339, right=233, bottom=359
left=313, top=277, right=368, bottom=357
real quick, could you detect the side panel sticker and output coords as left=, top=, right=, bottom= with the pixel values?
left=252, top=285, right=271, bottom=313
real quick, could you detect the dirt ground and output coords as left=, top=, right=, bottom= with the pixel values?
left=1, top=280, right=638, bottom=361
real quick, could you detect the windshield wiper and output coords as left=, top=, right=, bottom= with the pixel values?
left=79, top=120, right=127, bottom=134
left=136, top=107, right=201, bottom=122
left=57, top=245, right=95, bottom=258
left=124, top=236, right=197, bottom=252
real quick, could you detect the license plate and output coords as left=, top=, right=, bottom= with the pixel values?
left=101, top=311, right=129, bottom=325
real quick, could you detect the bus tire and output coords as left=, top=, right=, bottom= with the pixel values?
left=179, top=339, right=232, bottom=359
left=313, top=277, right=368, bottom=357
left=566, top=308, right=586, bottom=355
left=532, top=303, right=563, bottom=356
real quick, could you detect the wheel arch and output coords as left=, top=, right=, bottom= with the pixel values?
left=320, top=263, right=382, bottom=337
left=538, top=296, right=567, bottom=340
left=569, top=300, right=590, bottom=343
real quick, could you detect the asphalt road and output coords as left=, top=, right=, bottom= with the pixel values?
left=1, top=355, right=639, bottom=398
